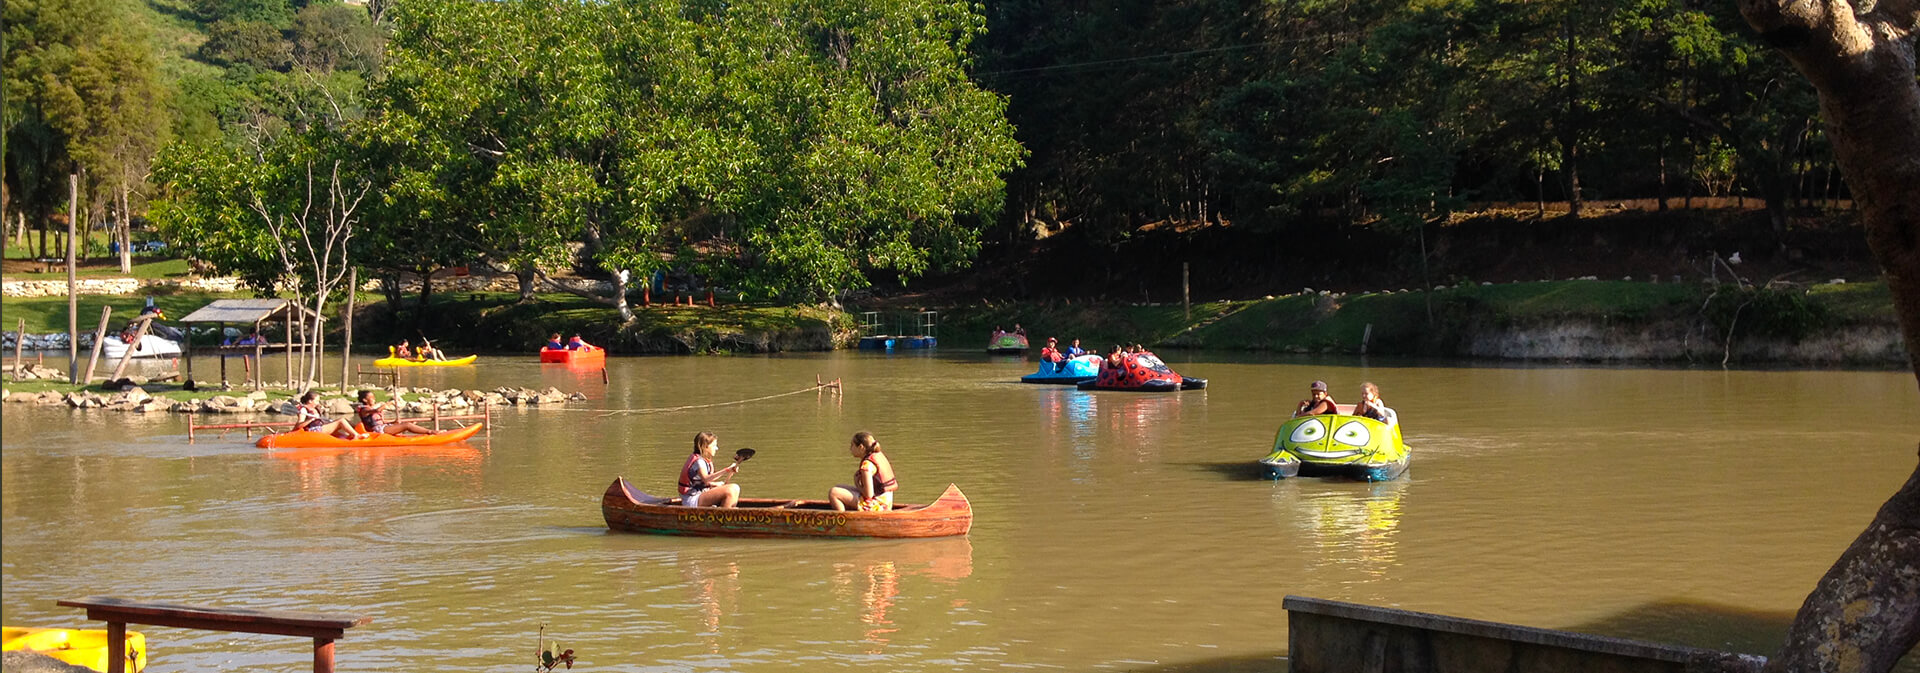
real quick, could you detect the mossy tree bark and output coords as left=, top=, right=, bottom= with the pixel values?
left=1737, top=0, right=1920, bottom=669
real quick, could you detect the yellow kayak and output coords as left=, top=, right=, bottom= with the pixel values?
left=372, top=355, right=478, bottom=367
left=3, top=626, right=147, bottom=672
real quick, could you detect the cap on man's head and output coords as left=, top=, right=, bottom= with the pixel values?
left=1310, top=380, right=1328, bottom=392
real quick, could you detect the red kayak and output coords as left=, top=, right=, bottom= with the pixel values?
left=256, top=423, right=485, bottom=449
left=540, top=348, right=605, bottom=365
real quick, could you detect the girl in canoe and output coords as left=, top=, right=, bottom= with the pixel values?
left=679, top=431, right=741, bottom=507
left=354, top=390, right=436, bottom=436
left=829, top=431, right=898, bottom=512
left=292, top=391, right=367, bottom=439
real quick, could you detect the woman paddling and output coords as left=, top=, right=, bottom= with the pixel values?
left=829, top=432, right=897, bottom=512
left=292, top=391, right=367, bottom=440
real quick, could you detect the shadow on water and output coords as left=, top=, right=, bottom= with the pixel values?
left=1119, top=651, right=1288, bottom=673
left=1563, top=599, right=1920, bottom=673
left=1182, top=460, right=1272, bottom=482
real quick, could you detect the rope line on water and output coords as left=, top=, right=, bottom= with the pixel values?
left=590, top=377, right=842, bottom=417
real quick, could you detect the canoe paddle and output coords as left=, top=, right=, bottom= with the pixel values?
left=711, top=448, right=756, bottom=480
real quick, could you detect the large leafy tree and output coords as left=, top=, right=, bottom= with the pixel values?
left=368, top=0, right=1023, bottom=311
left=2, top=0, right=167, bottom=256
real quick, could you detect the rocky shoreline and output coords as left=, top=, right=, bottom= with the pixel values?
left=2, top=371, right=588, bottom=415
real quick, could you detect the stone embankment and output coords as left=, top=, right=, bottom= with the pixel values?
left=1, top=382, right=588, bottom=414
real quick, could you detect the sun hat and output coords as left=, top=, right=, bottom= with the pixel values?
left=1310, top=380, right=1328, bottom=392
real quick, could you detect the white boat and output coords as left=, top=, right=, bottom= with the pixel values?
left=102, top=334, right=182, bottom=359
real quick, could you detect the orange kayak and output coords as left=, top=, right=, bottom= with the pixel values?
left=256, top=423, right=484, bottom=449
left=540, top=347, right=605, bottom=365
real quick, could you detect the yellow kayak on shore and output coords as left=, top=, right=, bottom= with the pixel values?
left=3, top=626, right=147, bottom=672
left=372, top=354, right=478, bottom=367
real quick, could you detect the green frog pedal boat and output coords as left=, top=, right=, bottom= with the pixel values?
left=1259, top=407, right=1409, bottom=481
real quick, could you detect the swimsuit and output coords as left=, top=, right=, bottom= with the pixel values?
left=355, top=403, right=387, bottom=433
left=299, top=406, right=328, bottom=431
left=856, top=458, right=898, bottom=512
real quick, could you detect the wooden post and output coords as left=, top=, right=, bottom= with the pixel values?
left=340, top=268, right=356, bottom=393
left=315, top=638, right=337, bottom=673
left=82, top=306, right=113, bottom=384
left=1182, top=262, right=1191, bottom=321
left=106, top=621, right=126, bottom=673
left=285, top=312, right=295, bottom=390
left=12, top=317, right=25, bottom=380
left=67, top=173, right=79, bottom=382
left=108, top=317, right=151, bottom=383
left=253, top=319, right=265, bottom=390
left=432, top=402, right=441, bottom=431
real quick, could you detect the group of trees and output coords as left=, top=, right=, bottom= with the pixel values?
left=970, top=0, right=1834, bottom=243
left=7, top=0, right=1023, bottom=314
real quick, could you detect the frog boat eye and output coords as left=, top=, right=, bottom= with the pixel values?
left=1289, top=419, right=1327, bottom=444
left=1332, top=420, right=1373, bottom=447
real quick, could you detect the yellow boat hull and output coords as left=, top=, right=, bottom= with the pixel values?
left=372, top=354, right=477, bottom=367
left=3, top=626, right=147, bottom=673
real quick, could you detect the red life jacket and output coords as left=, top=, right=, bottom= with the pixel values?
left=678, top=453, right=710, bottom=495
left=858, top=458, right=898, bottom=496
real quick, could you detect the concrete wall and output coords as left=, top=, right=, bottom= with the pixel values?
left=1283, top=596, right=1766, bottom=673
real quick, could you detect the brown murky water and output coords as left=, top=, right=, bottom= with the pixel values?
left=4, top=350, right=1917, bottom=672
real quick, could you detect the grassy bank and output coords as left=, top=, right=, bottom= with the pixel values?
left=4, top=280, right=1898, bottom=363
left=927, top=280, right=1899, bottom=361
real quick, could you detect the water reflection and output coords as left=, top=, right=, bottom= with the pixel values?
left=831, top=538, right=975, bottom=651
left=268, top=444, right=486, bottom=499
left=1285, top=481, right=1407, bottom=584
left=677, top=553, right=741, bottom=650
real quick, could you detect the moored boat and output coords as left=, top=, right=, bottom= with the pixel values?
left=100, top=334, right=181, bottom=360
left=3, top=626, right=147, bottom=673
left=540, top=347, right=605, bottom=365
left=601, top=478, right=972, bottom=538
left=373, top=354, right=478, bottom=367
left=1020, top=354, right=1101, bottom=384
left=1076, top=352, right=1207, bottom=392
left=256, top=422, right=485, bottom=449
left=985, top=331, right=1028, bottom=354
left=1259, top=408, right=1409, bottom=481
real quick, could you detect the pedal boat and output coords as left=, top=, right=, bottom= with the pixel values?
left=602, top=478, right=972, bottom=538
left=986, top=331, right=1029, bottom=354
left=256, top=422, right=484, bottom=449
left=1020, top=354, right=1101, bottom=384
left=1260, top=408, right=1408, bottom=481
left=1076, top=352, right=1207, bottom=391
left=3, top=626, right=147, bottom=673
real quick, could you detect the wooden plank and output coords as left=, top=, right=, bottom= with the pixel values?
left=107, top=316, right=152, bottom=383
left=57, top=596, right=371, bottom=639
left=82, top=306, right=113, bottom=384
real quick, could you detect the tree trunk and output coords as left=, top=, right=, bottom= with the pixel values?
left=517, top=264, right=537, bottom=303
left=1737, top=0, right=1920, bottom=669
left=416, top=269, right=435, bottom=323
left=1561, top=11, right=1583, bottom=219
left=117, top=183, right=132, bottom=274
left=611, top=269, right=633, bottom=322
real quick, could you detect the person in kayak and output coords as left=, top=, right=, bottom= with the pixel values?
left=567, top=334, right=597, bottom=351
left=1064, top=339, right=1086, bottom=357
left=393, top=339, right=415, bottom=360
left=544, top=333, right=566, bottom=350
left=829, top=431, right=897, bottom=512
left=416, top=339, right=448, bottom=361
left=1293, top=380, right=1340, bottom=417
left=354, top=390, right=436, bottom=436
left=678, top=431, right=741, bottom=507
left=292, top=391, right=367, bottom=439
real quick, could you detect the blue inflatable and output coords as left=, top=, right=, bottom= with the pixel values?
left=1020, top=354, right=1101, bottom=384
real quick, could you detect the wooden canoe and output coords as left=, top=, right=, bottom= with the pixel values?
left=255, top=422, right=484, bottom=449
left=601, top=478, right=972, bottom=539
